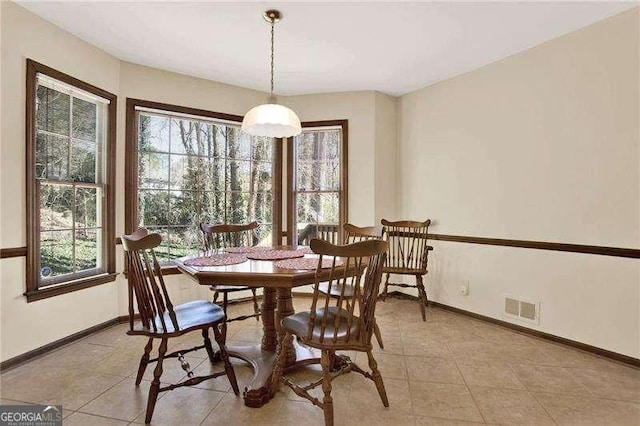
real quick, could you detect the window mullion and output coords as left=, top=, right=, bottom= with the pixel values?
left=71, top=184, right=77, bottom=274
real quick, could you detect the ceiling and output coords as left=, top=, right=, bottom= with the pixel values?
left=17, top=1, right=637, bottom=96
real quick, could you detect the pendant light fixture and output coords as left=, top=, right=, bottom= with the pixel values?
left=241, top=10, right=301, bottom=138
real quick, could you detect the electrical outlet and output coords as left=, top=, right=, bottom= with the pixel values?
left=460, top=282, right=469, bottom=296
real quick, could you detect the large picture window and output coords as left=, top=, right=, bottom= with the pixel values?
left=26, top=60, right=117, bottom=301
left=126, top=99, right=281, bottom=263
left=288, top=120, right=348, bottom=245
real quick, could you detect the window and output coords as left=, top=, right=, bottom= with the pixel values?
left=126, top=99, right=282, bottom=263
left=288, top=120, right=348, bottom=245
left=26, top=60, right=116, bottom=301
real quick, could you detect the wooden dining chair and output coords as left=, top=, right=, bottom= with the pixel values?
left=297, top=223, right=340, bottom=245
left=200, top=222, right=261, bottom=341
left=271, top=238, right=389, bottom=426
left=318, top=223, right=386, bottom=349
left=380, top=219, right=433, bottom=321
left=122, top=228, right=239, bottom=424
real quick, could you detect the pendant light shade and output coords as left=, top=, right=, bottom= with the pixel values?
left=242, top=103, right=301, bottom=138
left=242, top=10, right=301, bottom=138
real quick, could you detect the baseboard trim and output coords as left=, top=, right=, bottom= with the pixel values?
left=382, top=291, right=639, bottom=367
left=0, top=318, right=121, bottom=372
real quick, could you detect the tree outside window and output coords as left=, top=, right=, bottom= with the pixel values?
left=288, top=121, right=348, bottom=245
left=130, top=104, right=277, bottom=262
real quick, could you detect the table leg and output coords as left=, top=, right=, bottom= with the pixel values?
left=276, top=288, right=296, bottom=365
left=276, top=288, right=321, bottom=371
left=261, top=288, right=277, bottom=352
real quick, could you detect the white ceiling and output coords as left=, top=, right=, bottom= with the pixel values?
left=17, top=1, right=637, bottom=96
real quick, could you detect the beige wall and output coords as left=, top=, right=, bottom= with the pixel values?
left=374, top=92, right=398, bottom=221
left=397, top=8, right=639, bottom=357
left=0, top=1, right=121, bottom=361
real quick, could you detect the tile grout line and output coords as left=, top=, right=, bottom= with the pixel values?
left=74, top=375, right=130, bottom=416
left=68, top=409, right=133, bottom=424
left=527, top=388, right=560, bottom=425
left=196, top=388, right=231, bottom=426
left=447, top=341, right=488, bottom=425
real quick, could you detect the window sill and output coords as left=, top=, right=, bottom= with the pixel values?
left=24, top=272, right=118, bottom=302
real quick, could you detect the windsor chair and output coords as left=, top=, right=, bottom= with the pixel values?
left=122, top=228, right=239, bottom=424
left=271, top=238, right=389, bottom=426
left=317, top=223, right=386, bottom=348
left=297, top=223, right=340, bottom=245
left=380, top=219, right=433, bottom=321
left=200, top=222, right=261, bottom=341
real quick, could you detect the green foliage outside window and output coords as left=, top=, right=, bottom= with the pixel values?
left=137, top=112, right=274, bottom=261
left=36, top=80, right=106, bottom=284
left=294, top=128, right=342, bottom=242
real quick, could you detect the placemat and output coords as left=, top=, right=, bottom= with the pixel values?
left=225, top=246, right=275, bottom=254
left=246, top=249, right=306, bottom=260
left=274, top=257, right=344, bottom=270
left=183, top=253, right=247, bottom=267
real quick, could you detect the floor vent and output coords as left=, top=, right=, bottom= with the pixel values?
left=503, top=296, right=540, bottom=324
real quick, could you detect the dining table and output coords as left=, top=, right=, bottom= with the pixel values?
left=174, top=245, right=355, bottom=408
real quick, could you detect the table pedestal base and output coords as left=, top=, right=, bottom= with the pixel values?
left=228, top=340, right=319, bottom=407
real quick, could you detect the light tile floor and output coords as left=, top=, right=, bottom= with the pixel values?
left=1, top=297, right=639, bottom=425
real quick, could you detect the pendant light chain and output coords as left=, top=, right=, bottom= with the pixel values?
left=270, top=19, right=275, bottom=97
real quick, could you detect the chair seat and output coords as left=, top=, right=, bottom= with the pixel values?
left=282, top=306, right=362, bottom=347
left=317, top=281, right=355, bottom=298
left=382, top=266, right=426, bottom=276
left=209, top=285, right=253, bottom=293
left=128, top=300, right=225, bottom=337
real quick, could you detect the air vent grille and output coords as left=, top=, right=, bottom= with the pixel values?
left=503, top=296, right=540, bottom=324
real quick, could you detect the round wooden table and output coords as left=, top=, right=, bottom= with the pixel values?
left=175, top=246, right=340, bottom=407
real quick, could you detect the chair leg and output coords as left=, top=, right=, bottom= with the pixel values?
left=221, top=292, right=229, bottom=343
left=213, top=289, right=220, bottom=304
left=382, top=273, right=391, bottom=300
left=366, top=350, right=389, bottom=407
left=320, top=350, right=334, bottom=426
left=373, top=322, right=384, bottom=350
left=135, top=338, right=153, bottom=386
left=202, top=328, right=217, bottom=365
left=213, top=324, right=239, bottom=395
left=270, top=331, right=292, bottom=396
left=145, top=337, right=167, bottom=424
left=416, top=275, right=427, bottom=322
left=251, top=288, right=260, bottom=321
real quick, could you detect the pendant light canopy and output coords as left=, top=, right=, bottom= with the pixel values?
left=242, top=10, right=302, bottom=138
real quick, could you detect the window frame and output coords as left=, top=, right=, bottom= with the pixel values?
left=25, top=59, right=117, bottom=302
left=125, top=98, right=283, bottom=274
left=287, top=120, right=349, bottom=244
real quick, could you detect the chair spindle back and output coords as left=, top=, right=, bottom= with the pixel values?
left=308, top=238, right=388, bottom=346
left=343, top=223, right=384, bottom=244
left=122, top=228, right=178, bottom=334
left=381, top=219, right=431, bottom=272
left=200, top=222, right=259, bottom=250
left=297, top=223, right=340, bottom=245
